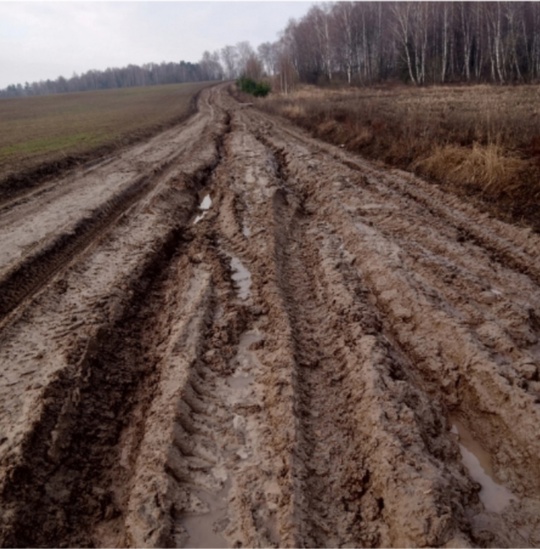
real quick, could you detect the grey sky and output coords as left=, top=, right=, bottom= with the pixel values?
left=0, top=1, right=314, bottom=89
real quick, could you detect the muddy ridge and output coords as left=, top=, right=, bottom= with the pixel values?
left=0, top=84, right=539, bottom=547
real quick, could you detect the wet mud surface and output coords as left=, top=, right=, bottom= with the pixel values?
left=0, top=84, right=539, bottom=547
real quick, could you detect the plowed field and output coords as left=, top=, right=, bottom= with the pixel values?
left=0, top=84, right=539, bottom=548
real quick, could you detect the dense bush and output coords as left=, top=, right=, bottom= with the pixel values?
left=237, top=77, right=271, bottom=97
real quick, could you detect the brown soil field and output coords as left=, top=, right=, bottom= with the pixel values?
left=0, top=82, right=212, bottom=202
left=0, top=84, right=539, bottom=547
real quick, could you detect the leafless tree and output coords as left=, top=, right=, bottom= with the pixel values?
left=221, top=45, right=239, bottom=80
left=257, top=42, right=276, bottom=76
left=236, top=41, right=257, bottom=77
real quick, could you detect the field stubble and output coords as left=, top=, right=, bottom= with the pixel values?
left=259, top=84, right=540, bottom=232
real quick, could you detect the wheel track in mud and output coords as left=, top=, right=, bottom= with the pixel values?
left=0, top=87, right=231, bottom=547
left=0, top=165, right=175, bottom=322
left=0, top=84, right=539, bottom=547
left=253, top=106, right=540, bottom=546
left=0, top=86, right=227, bottom=327
left=269, top=154, right=472, bottom=547
left=2, top=225, right=194, bottom=547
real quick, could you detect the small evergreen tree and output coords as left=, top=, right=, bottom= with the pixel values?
left=237, top=76, right=271, bottom=97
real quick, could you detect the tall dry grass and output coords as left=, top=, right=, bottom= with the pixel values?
left=259, top=84, right=540, bottom=231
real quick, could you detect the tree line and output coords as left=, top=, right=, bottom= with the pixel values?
left=197, top=2, right=540, bottom=91
left=0, top=42, right=255, bottom=98
left=0, top=60, right=216, bottom=98
left=259, top=1, right=540, bottom=90
left=3, top=2, right=540, bottom=98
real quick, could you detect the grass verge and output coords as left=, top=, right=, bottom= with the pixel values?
left=259, top=84, right=540, bottom=232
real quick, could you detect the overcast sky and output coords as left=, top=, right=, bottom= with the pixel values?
left=0, top=1, right=314, bottom=89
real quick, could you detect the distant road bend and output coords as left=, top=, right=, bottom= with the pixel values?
left=0, top=84, right=539, bottom=547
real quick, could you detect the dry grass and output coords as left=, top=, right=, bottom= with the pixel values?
left=415, top=143, right=529, bottom=196
left=260, top=84, right=540, bottom=231
left=0, top=82, right=212, bottom=197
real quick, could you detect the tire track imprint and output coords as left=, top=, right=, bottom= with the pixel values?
left=0, top=84, right=539, bottom=547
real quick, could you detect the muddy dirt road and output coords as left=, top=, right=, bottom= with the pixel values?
left=0, top=84, right=539, bottom=548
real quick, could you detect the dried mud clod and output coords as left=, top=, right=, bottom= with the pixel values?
left=0, top=84, right=539, bottom=547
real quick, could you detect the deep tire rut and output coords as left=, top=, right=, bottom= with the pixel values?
left=0, top=168, right=165, bottom=322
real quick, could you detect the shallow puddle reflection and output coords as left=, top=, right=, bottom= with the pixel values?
left=451, top=419, right=516, bottom=513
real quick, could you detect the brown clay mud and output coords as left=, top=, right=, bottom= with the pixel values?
left=0, top=84, right=539, bottom=547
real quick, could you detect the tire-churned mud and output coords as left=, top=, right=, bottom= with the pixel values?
left=0, top=84, right=539, bottom=548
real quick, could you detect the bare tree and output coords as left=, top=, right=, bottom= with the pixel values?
left=199, top=50, right=223, bottom=81
left=258, top=42, right=276, bottom=76
left=236, top=41, right=256, bottom=77
left=221, top=45, right=239, bottom=80
left=393, top=3, right=418, bottom=84
left=311, top=5, right=334, bottom=82
left=332, top=2, right=357, bottom=84
left=486, top=3, right=507, bottom=83
left=244, top=55, right=263, bottom=80
left=274, top=22, right=299, bottom=93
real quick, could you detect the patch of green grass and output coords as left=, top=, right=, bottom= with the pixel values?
left=0, top=133, right=102, bottom=158
left=0, top=82, right=212, bottom=182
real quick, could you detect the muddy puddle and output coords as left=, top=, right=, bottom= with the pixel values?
left=228, top=330, right=262, bottom=398
left=451, top=419, right=516, bottom=513
left=180, top=330, right=264, bottom=547
left=229, top=373, right=252, bottom=390
left=181, top=482, right=230, bottom=548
